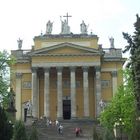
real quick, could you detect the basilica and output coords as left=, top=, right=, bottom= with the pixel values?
left=11, top=14, right=125, bottom=121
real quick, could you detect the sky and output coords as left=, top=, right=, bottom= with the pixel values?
left=0, top=0, right=140, bottom=58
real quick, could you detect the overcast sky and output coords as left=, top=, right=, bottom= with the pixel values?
left=0, top=0, right=140, bottom=57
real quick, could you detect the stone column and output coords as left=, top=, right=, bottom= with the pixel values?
left=70, top=67, right=76, bottom=119
left=112, top=71, right=118, bottom=97
left=83, top=66, right=89, bottom=117
left=57, top=67, right=63, bottom=119
left=44, top=67, right=50, bottom=118
left=32, top=68, right=39, bottom=118
left=15, top=73, right=22, bottom=120
left=95, top=66, right=101, bottom=117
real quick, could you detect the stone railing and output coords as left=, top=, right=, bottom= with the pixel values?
left=103, top=48, right=122, bottom=58
left=11, top=49, right=31, bottom=61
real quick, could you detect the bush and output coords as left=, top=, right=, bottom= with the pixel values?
left=102, top=127, right=115, bottom=140
left=29, top=126, right=38, bottom=140
left=12, top=120, right=28, bottom=140
left=0, top=106, right=13, bottom=140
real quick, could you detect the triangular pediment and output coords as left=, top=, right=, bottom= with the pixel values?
left=29, top=42, right=100, bottom=56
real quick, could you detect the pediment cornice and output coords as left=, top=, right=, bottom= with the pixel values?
left=29, top=42, right=101, bottom=56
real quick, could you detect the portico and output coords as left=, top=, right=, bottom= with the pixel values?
left=31, top=65, right=101, bottom=120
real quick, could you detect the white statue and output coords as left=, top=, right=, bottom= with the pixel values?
left=80, top=20, right=88, bottom=34
left=109, top=37, right=115, bottom=48
left=17, top=38, right=23, bottom=50
left=60, top=17, right=70, bottom=34
left=99, top=99, right=106, bottom=111
left=25, top=100, right=32, bottom=116
left=46, top=20, right=53, bottom=34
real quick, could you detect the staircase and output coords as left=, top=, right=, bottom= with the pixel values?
left=25, top=119, right=94, bottom=140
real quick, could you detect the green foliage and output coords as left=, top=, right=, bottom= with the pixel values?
left=102, top=127, right=115, bottom=140
left=0, top=106, right=13, bottom=140
left=129, top=119, right=140, bottom=140
left=99, top=69, right=136, bottom=135
left=12, top=120, right=28, bottom=140
left=0, top=50, right=15, bottom=74
left=123, top=14, right=140, bottom=139
left=29, top=126, right=38, bottom=140
left=123, top=14, right=140, bottom=112
left=0, top=50, right=15, bottom=108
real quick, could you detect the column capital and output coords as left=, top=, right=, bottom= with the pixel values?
left=111, top=71, right=117, bottom=77
left=44, top=67, right=50, bottom=73
left=56, top=67, right=63, bottom=72
left=31, top=67, right=38, bottom=73
left=82, top=66, right=89, bottom=72
left=70, top=66, right=76, bottom=72
left=95, top=66, right=101, bottom=72
left=16, top=73, right=22, bottom=79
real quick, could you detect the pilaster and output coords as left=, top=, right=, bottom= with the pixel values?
left=15, top=73, right=22, bottom=120
left=111, top=71, right=118, bottom=96
left=95, top=66, right=101, bottom=117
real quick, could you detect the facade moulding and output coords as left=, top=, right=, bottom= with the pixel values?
left=32, top=62, right=100, bottom=67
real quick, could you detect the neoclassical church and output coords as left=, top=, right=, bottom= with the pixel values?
left=11, top=14, right=125, bottom=121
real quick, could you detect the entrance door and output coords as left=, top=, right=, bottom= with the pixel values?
left=63, top=100, right=71, bottom=119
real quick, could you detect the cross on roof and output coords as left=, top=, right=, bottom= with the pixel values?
left=63, top=13, right=72, bottom=24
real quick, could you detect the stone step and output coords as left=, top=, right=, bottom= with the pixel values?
left=26, top=119, right=95, bottom=140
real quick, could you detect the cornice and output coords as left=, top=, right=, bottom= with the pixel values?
left=31, top=53, right=101, bottom=57
left=34, top=34, right=98, bottom=40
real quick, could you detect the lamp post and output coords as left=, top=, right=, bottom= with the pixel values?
left=119, top=118, right=123, bottom=140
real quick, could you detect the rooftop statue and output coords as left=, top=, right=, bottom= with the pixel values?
left=60, top=17, right=70, bottom=34
left=17, top=38, right=23, bottom=50
left=60, top=13, right=71, bottom=34
left=109, top=37, right=115, bottom=48
left=46, top=20, right=53, bottom=34
left=80, top=20, right=88, bottom=34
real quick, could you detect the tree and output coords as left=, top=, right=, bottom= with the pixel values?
left=123, top=14, right=140, bottom=113
left=99, top=69, right=136, bottom=136
left=12, top=120, right=28, bottom=140
left=0, top=106, right=13, bottom=140
left=0, top=50, right=15, bottom=108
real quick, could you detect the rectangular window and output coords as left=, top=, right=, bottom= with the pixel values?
left=101, top=80, right=110, bottom=88
left=22, top=81, right=31, bottom=89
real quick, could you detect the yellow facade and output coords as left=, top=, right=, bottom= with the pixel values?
left=11, top=34, right=125, bottom=121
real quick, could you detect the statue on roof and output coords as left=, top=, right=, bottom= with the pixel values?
left=109, top=37, right=115, bottom=48
left=80, top=20, right=88, bottom=34
left=60, top=17, right=70, bottom=34
left=17, top=38, right=23, bottom=50
left=46, top=20, right=53, bottom=34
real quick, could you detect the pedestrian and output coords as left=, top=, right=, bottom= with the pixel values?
left=55, top=119, right=59, bottom=126
left=75, top=127, right=80, bottom=137
left=49, top=120, right=52, bottom=126
left=58, top=124, right=63, bottom=134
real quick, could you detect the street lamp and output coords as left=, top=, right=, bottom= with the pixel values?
left=119, top=118, right=123, bottom=140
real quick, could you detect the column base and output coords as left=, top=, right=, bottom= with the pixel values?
left=71, top=116, right=78, bottom=120
left=82, top=116, right=91, bottom=120
left=57, top=117, right=63, bottom=121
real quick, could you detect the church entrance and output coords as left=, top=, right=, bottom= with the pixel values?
left=63, top=100, right=71, bottom=119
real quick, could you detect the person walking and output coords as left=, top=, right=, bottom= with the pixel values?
left=58, top=124, right=63, bottom=134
